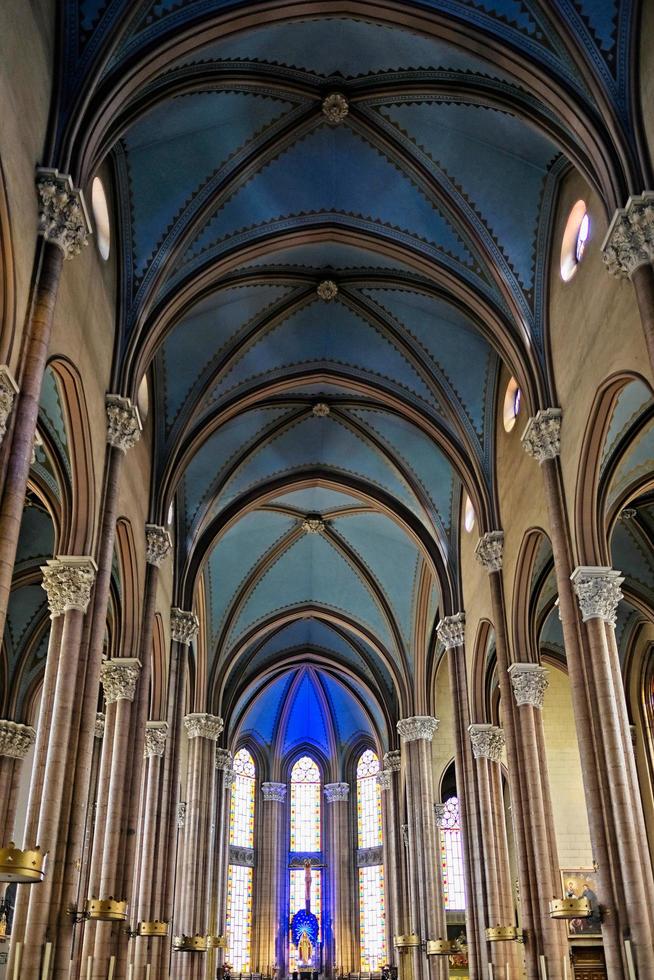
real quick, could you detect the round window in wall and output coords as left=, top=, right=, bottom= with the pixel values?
left=91, top=176, right=111, bottom=260
left=464, top=494, right=476, bottom=533
left=503, top=376, right=522, bottom=433
left=560, top=200, right=590, bottom=282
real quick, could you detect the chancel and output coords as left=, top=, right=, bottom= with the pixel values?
left=0, top=3, right=654, bottom=980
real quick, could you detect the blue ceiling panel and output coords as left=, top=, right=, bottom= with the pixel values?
left=239, top=672, right=295, bottom=746
left=316, top=670, right=372, bottom=744
left=282, top=670, right=330, bottom=755
left=266, top=487, right=367, bottom=514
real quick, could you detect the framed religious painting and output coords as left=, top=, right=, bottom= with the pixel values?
left=560, top=869, right=602, bottom=938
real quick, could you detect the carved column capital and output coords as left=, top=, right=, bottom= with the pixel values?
left=144, top=721, right=168, bottom=757
left=0, top=720, right=36, bottom=759
left=106, top=394, right=142, bottom=452
left=475, top=531, right=504, bottom=573
left=41, top=556, right=97, bottom=617
left=508, top=663, right=549, bottom=709
left=324, top=782, right=350, bottom=802
left=376, top=770, right=392, bottom=791
left=145, top=524, right=172, bottom=566
left=397, top=716, right=439, bottom=742
left=383, top=749, right=401, bottom=771
left=0, top=366, right=18, bottom=445
left=95, top=712, right=105, bottom=739
left=177, top=802, right=186, bottom=828
left=184, top=713, right=224, bottom=740
left=436, top=613, right=465, bottom=649
left=521, top=408, right=562, bottom=463
left=36, top=167, right=90, bottom=258
left=215, top=748, right=233, bottom=771
left=170, top=607, right=199, bottom=645
left=262, top=782, right=287, bottom=802
left=434, top=803, right=447, bottom=828
left=101, top=658, right=142, bottom=704
left=602, top=192, right=654, bottom=278
left=468, top=724, right=504, bottom=762
left=570, top=566, right=623, bottom=626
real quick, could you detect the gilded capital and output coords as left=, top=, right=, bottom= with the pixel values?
left=106, top=394, right=142, bottom=453
left=324, top=782, right=350, bottom=802
left=262, top=782, right=287, bottom=802
left=0, top=720, right=36, bottom=759
left=144, top=721, right=168, bottom=758
left=571, top=566, right=623, bottom=626
left=145, top=524, right=172, bottom=566
left=36, top=167, right=90, bottom=258
left=383, top=749, right=401, bottom=772
left=0, top=366, right=19, bottom=446
left=184, top=713, right=223, bottom=740
left=508, top=663, right=549, bottom=709
left=41, top=556, right=97, bottom=617
left=475, top=531, right=504, bottom=573
left=397, top=716, right=439, bottom=742
left=602, top=192, right=654, bottom=278
left=170, top=607, right=199, bottom=645
left=95, top=712, right=105, bottom=739
left=436, top=613, right=465, bottom=650
left=521, top=408, right=562, bottom=463
left=101, top=658, right=142, bottom=704
left=468, top=724, right=504, bottom=762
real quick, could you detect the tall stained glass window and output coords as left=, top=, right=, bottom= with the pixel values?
left=226, top=748, right=256, bottom=970
left=439, top=796, right=466, bottom=910
left=289, top=756, right=322, bottom=969
left=356, top=750, right=387, bottom=969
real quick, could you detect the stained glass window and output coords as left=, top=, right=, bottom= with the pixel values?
left=226, top=864, right=253, bottom=970
left=358, top=866, right=387, bottom=970
left=356, top=749, right=382, bottom=849
left=230, top=748, right=255, bottom=848
left=439, top=797, right=466, bottom=910
left=290, top=755, right=321, bottom=852
left=289, top=867, right=322, bottom=971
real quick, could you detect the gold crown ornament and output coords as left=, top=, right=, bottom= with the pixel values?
left=85, top=898, right=128, bottom=921
left=426, top=939, right=460, bottom=955
left=393, top=934, right=421, bottom=949
left=173, top=934, right=208, bottom=952
left=138, top=920, right=168, bottom=936
left=549, top=898, right=592, bottom=919
left=486, top=925, right=520, bottom=942
left=206, top=934, right=228, bottom=949
left=0, top=844, right=45, bottom=883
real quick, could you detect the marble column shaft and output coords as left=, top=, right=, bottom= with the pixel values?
left=378, top=757, right=405, bottom=966
left=256, top=782, right=286, bottom=972
left=325, top=783, right=355, bottom=974
left=211, top=759, right=233, bottom=974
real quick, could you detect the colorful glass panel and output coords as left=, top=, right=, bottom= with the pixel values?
left=356, top=749, right=382, bottom=849
left=288, top=867, right=322, bottom=971
left=439, top=797, right=466, bottom=910
left=226, top=864, right=254, bottom=970
left=290, top=755, right=321, bottom=852
left=229, top=748, right=255, bottom=848
left=358, top=865, right=387, bottom=970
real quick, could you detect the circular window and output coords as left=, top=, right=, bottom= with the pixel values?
left=137, top=375, right=149, bottom=423
left=560, top=200, right=589, bottom=282
left=503, top=376, right=522, bottom=433
left=91, top=177, right=111, bottom=260
left=464, top=494, right=476, bottom=533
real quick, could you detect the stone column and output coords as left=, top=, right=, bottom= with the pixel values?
left=0, top=721, right=36, bottom=842
left=209, top=751, right=234, bottom=978
left=522, top=409, right=635, bottom=980
left=380, top=748, right=409, bottom=970
left=256, top=782, right=286, bottom=973
left=396, top=717, right=446, bottom=980
left=17, top=557, right=96, bottom=978
left=132, top=721, right=168, bottom=978
left=0, top=170, right=89, bottom=641
left=508, top=664, right=567, bottom=976
left=436, top=615, right=487, bottom=980
left=602, top=192, right=654, bottom=373
left=570, top=566, right=654, bottom=976
left=324, top=782, right=354, bottom=976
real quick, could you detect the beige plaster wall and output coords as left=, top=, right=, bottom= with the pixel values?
left=432, top=653, right=456, bottom=792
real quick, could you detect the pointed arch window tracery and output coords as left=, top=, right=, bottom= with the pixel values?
left=356, top=749, right=387, bottom=970
left=226, top=748, right=256, bottom=970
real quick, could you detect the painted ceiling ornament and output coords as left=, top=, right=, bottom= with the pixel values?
left=602, top=192, right=654, bottom=279
left=215, top=748, right=233, bottom=771
left=397, top=716, right=439, bottom=742
left=177, top=802, right=186, bottom=828
left=41, top=556, right=97, bottom=618
left=262, top=782, right=287, bottom=802
left=383, top=749, right=401, bottom=772
left=324, top=782, right=350, bottom=802
left=475, top=531, right=504, bottom=573
left=170, top=607, right=199, bottom=646
left=316, top=279, right=338, bottom=302
left=507, top=663, right=549, bottom=709
left=376, top=770, right=392, bottom=792
left=0, top=720, right=36, bottom=759
left=106, top=394, right=142, bottom=453
left=95, top=713, right=105, bottom=740
left=468, top=724, right=504, bottom=763
left=144, top=721, right=168, bottom=758
left=145, top=524, right=172, bottom=567
left=321, top=92, right=349, bottom=125
left=184, top=713, right=224, bottom=740
left=434, top=803, right=447, bottom=829
left=570, top=566, right=624, bottom=627
left=436, top=613, right=465, bottom=651
left=302, top=514, right=325, bottom=534
left=36, top=167, right=91, bottom=259
left=521, top=408, right=562, bottom=463
left=312, top=402, right=330, bottom=417
left=0, top=366, right=18, bottom=446
left=101, top=658, right=142, bottom=704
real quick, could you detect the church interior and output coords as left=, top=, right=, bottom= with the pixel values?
left=1, top=2, right=654, bottom=980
